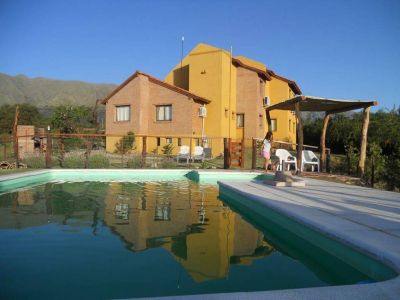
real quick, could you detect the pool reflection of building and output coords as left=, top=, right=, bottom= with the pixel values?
left=0, top=181, right=274, bottom=283
left=0, top=183, right=100, bottom=229
left=104, top=182, right=273, bottom=282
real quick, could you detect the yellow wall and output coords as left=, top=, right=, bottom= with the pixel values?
left=165, top=43, right=298, bottom=154
left=266, top=77, right=297, bottom=144
left=165, top=43, right=237, bottom=156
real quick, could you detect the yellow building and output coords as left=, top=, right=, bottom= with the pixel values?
left=165, top=43, right=301, bottom=151
left=103, top=43, right=301, bottom=155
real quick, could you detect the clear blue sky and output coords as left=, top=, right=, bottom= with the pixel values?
left=0, top=0, right=399, bottom=109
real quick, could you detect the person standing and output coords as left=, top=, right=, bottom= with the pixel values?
left=262, top=132, right=273, bottom=172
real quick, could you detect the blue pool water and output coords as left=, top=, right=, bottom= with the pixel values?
left=0, top=171, right=396, bottom=299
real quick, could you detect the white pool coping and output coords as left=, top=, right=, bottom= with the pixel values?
left=1, top=170, right=399, bottom=299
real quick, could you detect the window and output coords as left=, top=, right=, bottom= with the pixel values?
left=156, top=105, right=172, bottom=121
left=116, top=105, right=130, bottom=122
left=178, top=138, right=182, bottom=146
left=157, top=137, right=161, bottom=146
left=270, top=119, right=277, bottom=132
left=166, top=137, right=172, bottom=144
left=289, top=120, right=291, bottom=132
left=236, top=113, right=244, bottom=128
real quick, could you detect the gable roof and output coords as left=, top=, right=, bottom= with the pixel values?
left=232, top=57, right=302, bottom=95
left=267, top=70, right=302, bottom=95
left=232, top=58, right=271, bottom=81
left=101, top=71, right=211, bottom=105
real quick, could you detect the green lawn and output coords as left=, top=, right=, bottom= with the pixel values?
left=0, top=168, right=35, bottom=176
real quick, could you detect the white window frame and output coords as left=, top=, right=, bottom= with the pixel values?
left=271, top=119, right=277, bottom=132
left=156, top=105, right=172, bottom=121
left=236, top=113, right=244, bottom=128
left=116, top=105, right=131, bottom=122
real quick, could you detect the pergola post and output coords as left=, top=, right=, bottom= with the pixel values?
left=320, top=113, right=330, bottom=172
left=295, top=101, right=303, bottom=174
left=358, top=106, right=371, bottom=177
left=266, top=110, right=272, bottom=133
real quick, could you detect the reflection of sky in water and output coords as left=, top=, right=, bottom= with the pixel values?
left=0, top=180, right=375, bottom=299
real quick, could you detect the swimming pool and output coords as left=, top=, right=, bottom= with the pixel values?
left=0, top=170, right=396, bottom=299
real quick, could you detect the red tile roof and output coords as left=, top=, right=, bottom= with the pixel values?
left=101, top=71, right=211, bottom=105
left=232, top=57, right=302, bottom=95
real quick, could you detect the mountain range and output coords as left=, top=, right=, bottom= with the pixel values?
left=0, top=72, right=117, bottom=107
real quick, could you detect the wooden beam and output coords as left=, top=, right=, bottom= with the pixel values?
left=251, top=138, right=257, bottom=170
left=265, top=95, right=304, bottom=112
left=45, top=133, right=52, bottom=168
left=320, top=113, right=330, bottom=172
left=327, top=101, right=377, bottom=115
left=358, top=106, right=370, bottom=177
left=266, top=110, right=272, bottom=133
left=224, top=138, right=230, bottom=169
left=295, top=101, right=303, bottom=174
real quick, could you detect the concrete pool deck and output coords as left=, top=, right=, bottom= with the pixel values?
left=213, top=178, right=400, bottom=299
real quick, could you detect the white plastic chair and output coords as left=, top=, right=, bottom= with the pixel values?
left=275, top=149, right=297, bottom=171
left=176, top=145, right=190, bottom=163
left=192, top=146, right=205, bottom=162
left=301, top=150, right=320, bottom=172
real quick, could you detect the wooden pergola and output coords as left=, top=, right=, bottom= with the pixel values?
left=265, top=95, right=378, bottom=176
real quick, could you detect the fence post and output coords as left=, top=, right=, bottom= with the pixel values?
left=189, top=137, right=193, bottom=169
left=241, top=139, right=245, bottom=168
left=326, top=149, right=331, bottom=173
left=252, top=138, right=257, bottom=170
left=84, top=143, right=90, bottom=169
left=46, top=134, right=52, bottom=168
left=142, top=136, right=147, bottom=168
left=224, top=138, right=230, bottom=169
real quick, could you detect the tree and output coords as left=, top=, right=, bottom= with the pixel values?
left=0, top=104, right=44, bottom=135
left=50, top=105, right=92, bottom=133
left=115, top=132, right=136, bottom=154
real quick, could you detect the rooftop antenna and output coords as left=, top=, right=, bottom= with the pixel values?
left=180, top=36, right=185, bottom=70
left=228, top=46, right=232, bottom=138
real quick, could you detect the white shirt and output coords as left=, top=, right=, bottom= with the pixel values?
left=263, top=139, right=271, bottom=152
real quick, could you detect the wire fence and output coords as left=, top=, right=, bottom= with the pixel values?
left=1, top=133, right=331, bottom=171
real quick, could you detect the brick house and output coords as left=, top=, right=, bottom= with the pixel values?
left=101, top=71, right=210, bottom=153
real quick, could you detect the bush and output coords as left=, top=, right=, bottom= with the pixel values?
left=161, top=158, right=176, bottom=169
left=162, top=143, right=174, bottom=157
left=88, top=154, right=110, bottom=168
left=22, top=154, right=46, bottom=168
left=63, top=154, right=85, bottom=168
left=115, top=131, right=136, bottom=154
left=126, top=155, right=144, bottom=168
left=344, top=142, right=359, bottom=175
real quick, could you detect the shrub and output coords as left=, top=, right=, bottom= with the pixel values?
left=344, top=142, right=359, bottom=175
left=22, top=154, right=46, bottom=168
left=162, top=143, right=174, bottom=157
left=161, top=158, right=176, bottom=169
left=115, top=131, right=136, bottom=154
left=126, top=155, right=144, bottom=169
left=63, top=154, right=85, bottom=168
left=88, top=154, right=110, bottom=168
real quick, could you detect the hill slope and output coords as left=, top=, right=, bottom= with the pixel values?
left=0, top=73, right=117, bottom=107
